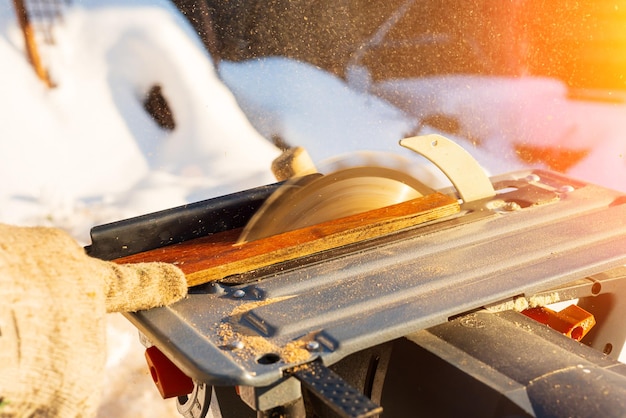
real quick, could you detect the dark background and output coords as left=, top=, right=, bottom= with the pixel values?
left=174, top=0, right=626, bottom=91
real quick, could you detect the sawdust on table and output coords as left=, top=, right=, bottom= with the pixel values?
left=218, top=322, right=311, bottom=364
left=486, top=292, right=562, bottom=313
left=229, top=296, right=293, bottom=316
left=217, top=297, right=311, bottom=365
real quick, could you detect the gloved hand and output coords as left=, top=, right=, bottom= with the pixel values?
left=0, top=224, right=188, bottom=418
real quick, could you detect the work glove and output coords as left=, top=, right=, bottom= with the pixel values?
left=0, top=224, right=188, bottom=418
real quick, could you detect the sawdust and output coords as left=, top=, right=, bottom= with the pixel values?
left=218, top=322, right=235, bottom=340
left=217, top=322, right=311, bottom=365
left=229, top=296, right=293, bottom=316
left=485, top=292, right=562, bottom=313
left=281, top=341, right=312, bottom=364
left=528, top=292, right=561, bottom=307
left=217, top=297, right=311, bottom=365
left=485, top=296, right=527, bottom=312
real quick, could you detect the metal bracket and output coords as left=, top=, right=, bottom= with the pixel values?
left=176, top=383, right=212, bottom=418
left=289, top=361, right=383, bottom=418
left=238, top=377, right=302, bottom=412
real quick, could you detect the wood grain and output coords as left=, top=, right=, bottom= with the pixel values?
left=114, top=192, right=459, bottom=286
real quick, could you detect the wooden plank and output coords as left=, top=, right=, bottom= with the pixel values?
left=114, top=192, right=460, bottom=286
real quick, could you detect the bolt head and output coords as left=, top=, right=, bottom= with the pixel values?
left=230, top=340, right=245, bottom=350
left=503, top=201, right=521, bottom=211
left=233, top=289, right=245, bottom=298
left=525, top=173, right=541, bottom=182
left=306, top=341, right=320, bottom=351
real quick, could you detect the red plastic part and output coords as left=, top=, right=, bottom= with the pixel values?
left=522, top=304, right=596, bottom=341
left=145, top=346, right=194, bottom=399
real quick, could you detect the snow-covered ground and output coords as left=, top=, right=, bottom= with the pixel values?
left=1, top=1, right=625, bottom=416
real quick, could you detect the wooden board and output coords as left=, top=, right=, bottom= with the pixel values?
left=114, top=192, right=460, bottom=287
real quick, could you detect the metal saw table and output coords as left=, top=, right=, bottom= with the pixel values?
left=88, top=164, right=626, bottom=417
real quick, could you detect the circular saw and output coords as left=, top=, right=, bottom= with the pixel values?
left=237, top=164, right=434, bottom=244
left=237, top=135, right=495, bottom=244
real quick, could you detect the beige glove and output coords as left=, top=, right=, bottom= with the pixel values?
left=0, top=224, right=188, bottom=418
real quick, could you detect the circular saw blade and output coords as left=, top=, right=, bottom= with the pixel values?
left=237, top=165, right=434, bottom=244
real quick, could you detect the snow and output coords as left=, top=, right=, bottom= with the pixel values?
left=1, top=1, right=625, bottom=416
left=219, top=58, right=626, bottom=190
left=0, top=0, right=280, bottom=243
left=373, top=75, right=626, bottom=191
left=219, top=58, right=419, bottom=161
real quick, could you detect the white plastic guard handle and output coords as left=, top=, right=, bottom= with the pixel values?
left=400, top=134, right=496, bottom=203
